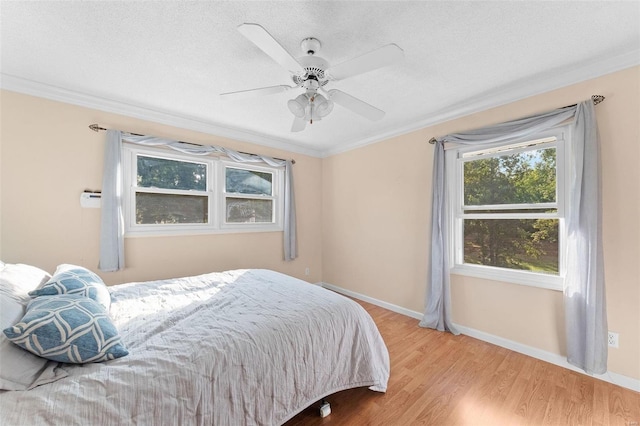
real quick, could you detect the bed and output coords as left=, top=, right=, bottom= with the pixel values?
left=0, top=266, right=390, bottom=425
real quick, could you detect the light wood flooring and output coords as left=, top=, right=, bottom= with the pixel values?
left=285, top=300, right=639, bottom=426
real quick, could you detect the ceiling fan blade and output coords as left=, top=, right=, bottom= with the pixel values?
left=238, top=23, right=305, bottom=75
left=291, top=117, right=307, bottom=132
left=325, top=44, right=404, bottom=81
left=328, top=89, right=385, bottom=121
left=220, top=85, right=294, bottom=101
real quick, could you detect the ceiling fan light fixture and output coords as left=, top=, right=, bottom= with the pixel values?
left=287, top=93, right=308, bottom=118
left=313, top=94, right=333, bottom=118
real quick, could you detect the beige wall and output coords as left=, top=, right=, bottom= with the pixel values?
left=322, top=66, right=640, bottom=380
left=0, top=90, right=323, bottom=284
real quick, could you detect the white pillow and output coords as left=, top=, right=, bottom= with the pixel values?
left=0, top=294, right=52, bottom=390
left=0, top=262, right=64, bottom=391
left=0, top=263, right=51, bottom=304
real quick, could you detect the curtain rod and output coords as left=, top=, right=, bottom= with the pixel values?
left=427, top=94, right=605, bottom=145
left=88, top=124, right=295, bottom=164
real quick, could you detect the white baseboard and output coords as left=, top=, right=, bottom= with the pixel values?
left=454, top=324, right=640, bottom=392
left=321, top=282, right=640, bottom=393
left=321, top=282, right=423, bottom=320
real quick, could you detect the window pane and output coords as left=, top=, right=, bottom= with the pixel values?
left=464, top=147, right=556, bottom=206
left=464, top=219, right=559, bottom=274
left=136, top=193, right=208, bottom=224
left=137, top=156, right=206, bottom=191
left=226, top=198, right=273, bottom=223
left=226, top=168, right=273, bottom=195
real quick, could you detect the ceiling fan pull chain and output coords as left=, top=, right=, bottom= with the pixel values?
left=310, top=97, right=315, bottom=124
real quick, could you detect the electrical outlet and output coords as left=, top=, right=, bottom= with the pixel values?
left=608, top=331, right=619, bottom=348
left=304, top=267, right=310, bottom=276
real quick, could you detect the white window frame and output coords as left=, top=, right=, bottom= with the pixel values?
left=122, top=144, right=284, bottom=236
left=447, top=126, right=571, bottom=291
left=218, top=160, right=284, bottom=232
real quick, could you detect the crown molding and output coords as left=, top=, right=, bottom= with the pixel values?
left=3, top=46, right=639, bottom=160
left=0, top=74, right=325, bottom=159
left=322, top=47, right=640, bottom=157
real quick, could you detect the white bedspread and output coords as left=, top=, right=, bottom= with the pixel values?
left=0, top=269, right=389, bottom=425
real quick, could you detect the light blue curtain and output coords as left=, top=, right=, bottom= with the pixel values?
left=422, top=100, right=607, bottom=374
left=283, top=160, right=298, bottom=261
left=564, top=102, right=607, bottom=374
left=419, top=141, right=458, bottom=333
left=99, top=132, right=298, bottom=270
left=99, top=130, right=125, bottom=272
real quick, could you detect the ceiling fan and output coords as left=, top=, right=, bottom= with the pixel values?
left=220, top=23, right=404, bottom=132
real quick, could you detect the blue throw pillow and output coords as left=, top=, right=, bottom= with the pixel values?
left=29, top=266, right=111, bottom=311
left=3, top=294, right=128, bottom=363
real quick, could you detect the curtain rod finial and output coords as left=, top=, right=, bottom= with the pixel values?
left=428, top=137, right=437, bottom=145
left=591, top=95, right=605, bottom=105
left=89, top=124, right=101, bottom=132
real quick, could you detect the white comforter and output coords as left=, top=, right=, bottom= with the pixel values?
left=0, top=269, right=390, bottom=425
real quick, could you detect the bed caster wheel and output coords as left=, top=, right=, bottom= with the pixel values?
left=319, top=400, right=331, bottom=418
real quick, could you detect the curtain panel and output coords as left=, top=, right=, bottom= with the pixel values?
left=99, top=132, right=298, bottom=271
left=99, top=130, right=125, bottom=272
left=421, top=100, right=607, bottom=374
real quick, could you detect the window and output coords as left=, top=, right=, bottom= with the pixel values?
left=448, top=127, right=569, bottom=290
left=123, top=145, right=283, bottom=235
left=224, top=166, right=275, bottom=224
left=135, top=155, right=209, bottom=225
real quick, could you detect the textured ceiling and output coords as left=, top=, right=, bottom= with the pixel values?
left=1, top=1, right=639, bottom=157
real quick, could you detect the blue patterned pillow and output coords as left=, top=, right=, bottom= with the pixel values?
left=29, top=266, right=111, bottom=311
left=3, top=294, right=128, bottom=363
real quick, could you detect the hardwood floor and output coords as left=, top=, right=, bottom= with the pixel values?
left=285, top=300, right=640, bottom=426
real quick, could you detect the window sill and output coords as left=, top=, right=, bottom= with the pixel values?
left=450, top=264, right=563, bottom=291
left=125, top=224, right=283, bottom=238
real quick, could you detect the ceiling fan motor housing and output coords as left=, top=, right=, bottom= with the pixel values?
left=293, top=55, right=329, bottom=88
